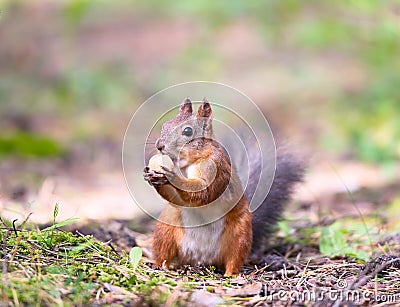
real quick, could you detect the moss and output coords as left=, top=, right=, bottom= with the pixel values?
left=0, top=227, right=178, bottom=305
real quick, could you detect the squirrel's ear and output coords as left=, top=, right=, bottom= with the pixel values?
left=196, top=98, right=212, bottom=119
left=179, top=98, right=193, bottom=114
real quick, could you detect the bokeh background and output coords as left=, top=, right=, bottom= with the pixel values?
left=0, top=0, right=399, bottom=225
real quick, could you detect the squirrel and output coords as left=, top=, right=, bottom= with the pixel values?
left=143, top=98, right=303, bottom=276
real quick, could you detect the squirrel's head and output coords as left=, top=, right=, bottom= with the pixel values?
left=155, top=98, right=213, bottom=167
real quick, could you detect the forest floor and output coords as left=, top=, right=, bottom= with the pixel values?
left=1, top=206, right=399, bottom=306
left=1, top=161, right=400, bottom=306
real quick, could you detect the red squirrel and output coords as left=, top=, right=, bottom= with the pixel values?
left=144, top=98, right=303, bottom=276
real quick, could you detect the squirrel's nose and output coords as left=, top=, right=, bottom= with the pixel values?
left=155, top=139, right=165, bottom=151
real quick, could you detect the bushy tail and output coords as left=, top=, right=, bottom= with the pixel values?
left=222, top=131, right=305, bottom=251
left=247, top=147, right=304, bottom=250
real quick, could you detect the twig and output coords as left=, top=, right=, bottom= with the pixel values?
left=9, top=236, right=21, bottom=263
left=332, top=257, right=400, bottom=307
left=2, top=230, right=11, bottom=277
left=12, top=219, right=18, bottom=237
left=0, top=217, right=8, bottom=228
left=27, top=240, right=61, bottom=256
left=351, top=257, right=400, bottom=289
left=19, top=212, right=33, bottom=229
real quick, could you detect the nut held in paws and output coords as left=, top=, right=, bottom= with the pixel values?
left=148, top=154, right=174, bottom=172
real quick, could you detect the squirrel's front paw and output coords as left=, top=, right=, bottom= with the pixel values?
left=143, top=167, right=169, bottom=186
left=160, top=166, right=176, bottom=182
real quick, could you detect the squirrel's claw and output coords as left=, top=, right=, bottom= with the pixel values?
left=143, top=168, right=169, bottom=186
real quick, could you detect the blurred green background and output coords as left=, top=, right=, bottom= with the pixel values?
left=0, top=0, right=399, bottom=166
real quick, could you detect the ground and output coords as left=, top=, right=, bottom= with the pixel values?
left=1, top=183, right=399, bottom=306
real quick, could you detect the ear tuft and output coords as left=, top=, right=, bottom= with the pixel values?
left=179, top=98, right=193, bottom=114
left=197, top=98, right=212, bottom=118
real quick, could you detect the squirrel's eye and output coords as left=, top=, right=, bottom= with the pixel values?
left=182, top=127, right=193, bottom=136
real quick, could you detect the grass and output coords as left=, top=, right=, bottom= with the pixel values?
left=0, top=222, right=176, bottom=306
left=0, top=205, right=173, bottom=305
left=1, top=203, right=399, bottom=306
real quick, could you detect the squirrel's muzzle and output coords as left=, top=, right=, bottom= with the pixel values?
left=155, top=138, right=165, bottom=151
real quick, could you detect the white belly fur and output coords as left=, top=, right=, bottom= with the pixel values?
left=181, top=210, right=225, bottom=265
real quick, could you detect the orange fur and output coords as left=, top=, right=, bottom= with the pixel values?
left=148, top=99, right=252, bottom=275
left=152, top=205, right=184, bottom=267
left=219, top=198, right=252, bottom=276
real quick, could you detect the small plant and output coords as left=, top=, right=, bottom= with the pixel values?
left=39, top=203, right=79, bottom=248
left=319, top=220, right=370, bottom=261
left=129, top=246, right=143, bottom=270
